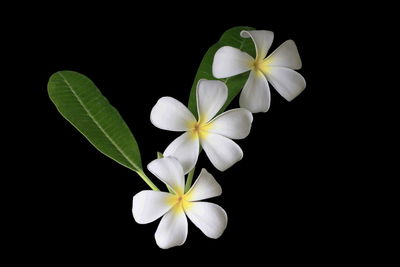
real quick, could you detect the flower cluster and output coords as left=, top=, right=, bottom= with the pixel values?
left=132, top=29, right=305, bottom=249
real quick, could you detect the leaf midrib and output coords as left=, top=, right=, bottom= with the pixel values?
left=58, top=72, right=139, bottom=171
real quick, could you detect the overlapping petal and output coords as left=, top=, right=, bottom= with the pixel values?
left=201, top=133, right=243, bottom=171
left=208, top=108, right=253, bottom=139
left=187, top=168, right=222, bottom=201
left=132, top=190, right=172, bottom=224
left=155, top=209, right=188, bottom=249
left=212, top=46, right=253, bottom=78
left=239, top=71, right=271, bottom=113
left=196, top=79, right=228, bottom=123
left=265, top=40, right=302, bottom=69
left=163, top=132, right=199, bottom=175
left=150, top=97, right=195, bottom=131
left=185, top=202, right=227, bottom=239
left=240, top=30, right=274, bottom=60
left=147, top=157, right=185, bottom=194
left=266, top=67, right=306, bottom=101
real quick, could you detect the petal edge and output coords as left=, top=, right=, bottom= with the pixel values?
left=132, top=190, right=172, bottom=224
left=185, top=202, right=227, bottom=239
left=212, top=46, right=252, bottom=78
left=150, top=97, right=196, bottom=131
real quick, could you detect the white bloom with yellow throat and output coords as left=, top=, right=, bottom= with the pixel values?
left=150, top=79, right=253, bottom=173
left=132, top=157, right=227, bottom=249
left=213, top=30, right=306, bottom=113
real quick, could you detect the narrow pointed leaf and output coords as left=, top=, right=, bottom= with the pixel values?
left=188, top=26, right=256, bottom=117
left=48, top=71, right=142, bottom=172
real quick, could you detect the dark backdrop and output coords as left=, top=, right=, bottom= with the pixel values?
left=6, top=3, right=360, bottom=264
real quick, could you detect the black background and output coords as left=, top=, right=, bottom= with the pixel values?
left=5, top=3, right=367, bottom=264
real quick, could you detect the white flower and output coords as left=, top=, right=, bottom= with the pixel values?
left=132, top=157, right=227, bottom=249
left=150, top=79, right=253, bottom=173
left=213, top=30, right=306, bottom=113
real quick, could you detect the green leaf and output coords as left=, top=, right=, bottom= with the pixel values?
left=48, top=71, right=142, bottom=172
left=188, top=26, right=256, bottom=117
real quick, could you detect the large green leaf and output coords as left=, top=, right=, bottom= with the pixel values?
left=48, top=71, right=142, bottom=172
left=188, top=26, right=256, bottom=117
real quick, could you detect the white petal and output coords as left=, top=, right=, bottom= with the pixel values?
left=239, top=71, right=271, bottom=113
left=201, top=133, right=243, bottom=171
left=185, top=202, right=227, bottom=239
left=212, top=46, right=253, bottom=78
left=266, top=40, right=302, bottom=70
left=150, top=97, right=196, bottom=132
left=147, top=157, right=185, bottom=194
left=155, top=209, right=188, bottom=249
left=186, top=168, right=222, bottom=201
left=208, top=108, right=253, bottom=139
left=196, top=79, right=228, bottom=123
left=266, top=67, right=306, bottom=101
left=241, top=30, right=274, bottom=60
left=132, top=190, right=172, bottom=224
left=163, top=132, right=199, bottom=175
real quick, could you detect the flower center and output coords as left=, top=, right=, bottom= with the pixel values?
left=167, top=193, right=193, bottom=214
left=252, top=59, right=262, bottom=70
left=189, top=120, right=213, bottom=140
left=251, top=58, right=271, bottom=75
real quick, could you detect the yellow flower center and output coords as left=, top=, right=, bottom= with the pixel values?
left=188, top=119, right=213, bottom=140
left=251, top=58, right=272, bottom=76
left=167, top=193, right=193, bottom=214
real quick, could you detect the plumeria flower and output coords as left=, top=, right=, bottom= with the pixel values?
left=213, top=30, right=306, bottom=113
left=150, top=79, right=253, bottom=173
left=132, top=157, right=227, bottom=249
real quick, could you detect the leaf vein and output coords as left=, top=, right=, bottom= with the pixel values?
left=57, top=72, right=139, bottom=171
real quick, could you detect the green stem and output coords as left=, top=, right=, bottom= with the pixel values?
left=136, top=169, right=160, bottom=191
left=185, top=167, right=196, bottom=193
